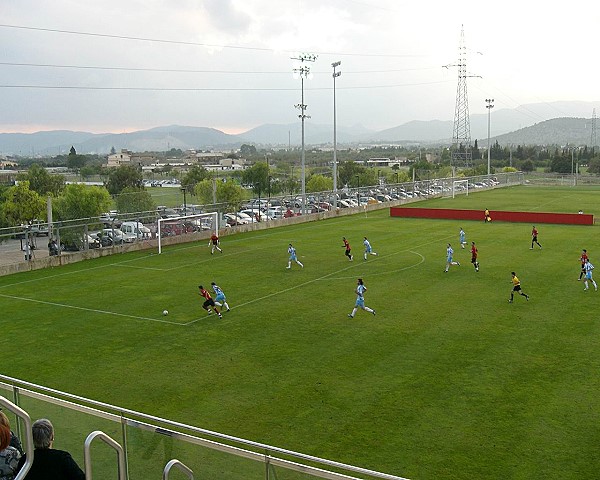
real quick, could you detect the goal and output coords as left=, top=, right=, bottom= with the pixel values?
left=452, top=179, right=469, bottom=198
left=157, top=211, right=219, bottom=254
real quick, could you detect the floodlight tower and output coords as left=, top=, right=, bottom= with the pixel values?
left=292, top=53, right=317, bottom=215
left=486, top=98, right=494, bottom=175
left=445, top=26, right=479, bottom=168
left=332, top=61, right=341, bottom=209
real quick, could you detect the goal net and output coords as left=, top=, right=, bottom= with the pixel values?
left=452, top=179, right=469, bottom=198
left=157, top=211, right=218, bottom=254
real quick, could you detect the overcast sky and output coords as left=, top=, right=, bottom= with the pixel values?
left=2, top=1, right=600, bottom=134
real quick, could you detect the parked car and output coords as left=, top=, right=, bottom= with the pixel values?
left=224, top=213, right=246, bottom=227
left=120, top=221, right=151, bottom=239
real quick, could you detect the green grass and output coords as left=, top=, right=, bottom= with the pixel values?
left=2, top=185, right=600, bottom=480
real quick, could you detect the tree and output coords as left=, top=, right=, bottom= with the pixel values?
left=217, top=181, right=244, bottom=211
left=242, top=162, right=270, bottom=196
left=115, top=187, right=156, bottom=214
left=240, top=144, right=257, bottom=156
left=0, top=181, right=46, bottom=226
left=338, top=161, right=366, bottom=186
left=550, top=157, right=572, bottom=173
left=586, top=159, right=600, bottom=174
left=54, top=184, right=112, bottom=221
left=181, top=165, right=209, bottom=195
left=194, top=179, right=215, bottom=206
left=67, top=146, right=86, bottom=171
left=306, top=174, right=333, bottom=193
left=106, top=165, right=143, bottom=195
left=521, top=159, right=534, bottom=172
left=20, top=164, right=65, bottom=196
left=110, top=146, right=116, bottom=155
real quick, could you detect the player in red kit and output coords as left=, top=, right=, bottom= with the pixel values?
left=530, top=226, right=542, bottom=250
left=470, top=241, right=479, bottom=272
left=579, top=249, right=589, bottom=281
left=342, top=237, right=353, bottom=261
left=198, top=285, right=222, bottom=318
left=208, top=233, right=222, bottom=254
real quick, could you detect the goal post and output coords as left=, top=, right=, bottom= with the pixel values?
left=157, top=211, right=219, bottom=254
left=452, top=179, right=469, bottom=198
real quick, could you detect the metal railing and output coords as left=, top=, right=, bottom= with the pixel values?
left=0, top=375, right=409, bottom=480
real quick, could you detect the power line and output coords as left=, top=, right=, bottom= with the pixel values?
left=0, top=24, right=424, bottom=59
left=0, top=61, right=441, bottom=75
left=0, top=80, right=451, bottom=92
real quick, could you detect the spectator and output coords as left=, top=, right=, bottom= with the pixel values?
left=16, top=419, right=84, bottom=480
left=0, top=411, right=23, bottom=455
left=0, top=420, right=20, bottom=480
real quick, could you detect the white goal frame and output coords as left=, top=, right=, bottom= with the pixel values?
left=157, top=211, right=218, bottom=254
left=452, top=179, right=469, bottom=198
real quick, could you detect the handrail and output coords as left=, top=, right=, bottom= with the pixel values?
left=0, top=396, right=34, bottom=480
left=0, top=374, right=404, bottom=480
left=83, top=431, right=126, bottom=480
left=163, top=459, right=194, bottom=480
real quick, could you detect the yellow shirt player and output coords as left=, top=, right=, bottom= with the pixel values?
left=484, top=209, right=491, bottom=222
left=509, top=272, right=529, bottom=303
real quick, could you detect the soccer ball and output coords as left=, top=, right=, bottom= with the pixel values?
left=162, top=310, right=169, bottom=316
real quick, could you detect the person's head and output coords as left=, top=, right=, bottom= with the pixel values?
left=342, top=237, right=346, bottom=240
left=211, top=282, right=216, bottom=286
left=583, top=249, right=587, bottom=253
left=447, top=243, right=451, bottom=247
left=0, top=411, right=10, bottom=429
left=198, top=285, right=204, bottom=291
left=0, top=423, right=10, bottom=451
left=511, top=272, right=516, bottom=277
left=32, top=418, right=54, bottom=449
left=472, top=241, right=475, bottom=246
left=357, top=278, right=363, bottom=285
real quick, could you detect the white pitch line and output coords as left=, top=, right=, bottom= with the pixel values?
left=320, top=251, right=425, bottom=281
left=0, top=293, right=185, bottom=326
left=183, top=237, right=443, bottom=327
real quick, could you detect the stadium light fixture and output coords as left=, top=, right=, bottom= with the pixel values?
left=292, top=53, right=318, bottom=215
left=332, top=61, right=341, bottom=209
left=486, top=98, right=494, bottom=175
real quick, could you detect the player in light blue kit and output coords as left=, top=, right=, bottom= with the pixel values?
left=459, top=227, right=466, bottom=249
left=445, top=243, right=460, bottom=272
left=211, top=282, right=231, bottom=312
left=348, top=278, right=376, bottom=317
left=287, top=243, right=304, bottom=269
left=363, top=236, right=378, bottom=260
left=583, top=258, right=598, bottom=291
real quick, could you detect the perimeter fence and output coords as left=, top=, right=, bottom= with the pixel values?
left=0, top=172, right=524, bottom=273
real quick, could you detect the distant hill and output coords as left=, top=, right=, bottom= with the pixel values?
left=493, top=118, right=595, bottom=146
left=2, top=101, right=600, bottom=155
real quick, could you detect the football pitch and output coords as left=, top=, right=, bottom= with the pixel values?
left=2, top=185, right=600, bottom=480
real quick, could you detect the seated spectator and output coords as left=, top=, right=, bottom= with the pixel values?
left=0, top=411, right=23, bottom=456
left=0, top=421, right=20, bottom=480
left=17, top=419, right=84, bottom=480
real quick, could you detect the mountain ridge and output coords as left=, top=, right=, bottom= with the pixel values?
left=2, top=101, right=600, bottom=155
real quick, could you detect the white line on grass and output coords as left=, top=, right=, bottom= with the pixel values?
left=183, top=239, right=440, bottom=327
left=0, top=293, right=185, bottom=326
left=319, top=250, right=425, bottom=281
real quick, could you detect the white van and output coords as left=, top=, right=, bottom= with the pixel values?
left=120, top=221, right=151, bottom=239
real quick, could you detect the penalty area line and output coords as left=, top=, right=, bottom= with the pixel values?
left=0, top=293, right=185, bottom=326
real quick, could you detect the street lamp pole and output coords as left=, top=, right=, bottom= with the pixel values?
left=486, top=98, right=494, bottom=175
left=332, top=61, right=341, bottom=209
left=356, top=174, right=360, bottom=205
left=180, top=187, right=187, bottom=216
left=292, top=53, right=317, bottom=215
